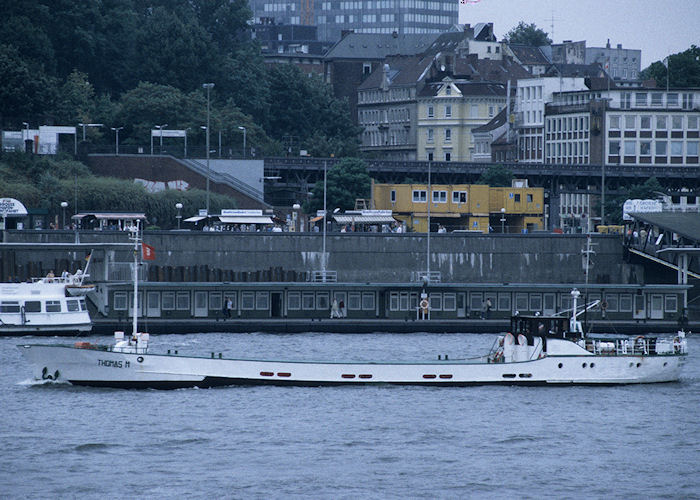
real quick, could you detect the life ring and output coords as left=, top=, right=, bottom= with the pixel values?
left=420, top=299, right=429, bottom=312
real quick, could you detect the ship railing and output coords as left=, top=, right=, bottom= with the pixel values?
left=583, top=337, right=685, bottom=356
left=32, top=274, right=90, bottom=285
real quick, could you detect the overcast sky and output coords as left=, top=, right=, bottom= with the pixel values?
left=459, top=0, right=698, bottom=68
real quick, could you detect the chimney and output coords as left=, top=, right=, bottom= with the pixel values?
left=606, top=39, right=610, bottom=49
left=617, top=43, right=622, bottom=49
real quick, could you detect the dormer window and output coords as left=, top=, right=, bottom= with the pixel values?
left=445, top=86, right=451, bottom=96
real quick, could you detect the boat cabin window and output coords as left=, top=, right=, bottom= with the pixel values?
left=24, top=301, right=41, bottom=313
left=46, top=300, right=61, bottom=312
left=80, top=298, right=87, bottom=311
left=1, top=301, right=20, bottom=313
left=66, top=299, right=80, bottom=312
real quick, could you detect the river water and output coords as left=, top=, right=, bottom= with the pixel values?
left=2, top=331, right=699, bottom=499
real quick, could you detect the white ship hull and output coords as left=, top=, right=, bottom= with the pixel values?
left=19, top=342, right=686, bottom=389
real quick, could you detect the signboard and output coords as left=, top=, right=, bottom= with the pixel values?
left=623, top=199, right=662, bottom=220
left=221, top=209, right=263, bottom=216
left=0, top=198, right=28, bottom=216
left=361, top=210, right=392, bottom=216
left=151, top=129, right=187, bottom=138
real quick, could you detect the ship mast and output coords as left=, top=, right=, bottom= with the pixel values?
left=129, top=220, right=141, bottom=337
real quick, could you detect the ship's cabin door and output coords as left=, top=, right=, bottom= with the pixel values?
left=194, top=291, right=208, bottom=317
left=271, top=292, right=283, bottom=317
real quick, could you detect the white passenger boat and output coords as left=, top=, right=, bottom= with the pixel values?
left=1, top=273, right=92, bottom=335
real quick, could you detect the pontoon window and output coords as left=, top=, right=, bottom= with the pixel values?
left=497, top=293, right=510, bottom=312
left=113, top=292, right=128, bottom=310
left=287, top=292, right=301, bottom=310
left=316, top=292, right=329, bottom=310
left=665, top=295, right=677, bottom=313
left=430, top=293, right=442, bottom=311
left=176, top=292, right=190, bottom=310
left=209, top=292, right=222, bottom=311
left=241, top=292, right=255, bottom=310
left=256, top=292, right=269, bottom=310
left=619, top=294, right=633, bottom=312
left=302, top=292, right=315, bottom=310
left=162, top=292, right=175, bottom=310
left=442, top=293, right=456, bottom=311
left=348, top=292, right=361, bottom=310
left=361, top=292, right=375, bottom=310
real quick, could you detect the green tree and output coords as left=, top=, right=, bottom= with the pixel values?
left=478, top=164, right=513, bottom=187
left=641, top=45, right=700, bottom=88
left=504, top=22, right=552, bottom=46
left=53, top=70, right=95, bottom=125
left=0, top=44, right=57, bottom=121
left=604, top=177, right=664, bottom=225
left=303, top=158, right=372, bottom=213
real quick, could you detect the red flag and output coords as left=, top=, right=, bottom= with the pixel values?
left=142, top=243, right=156, bottom=261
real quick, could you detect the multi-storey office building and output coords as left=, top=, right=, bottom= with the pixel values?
left=544, top=87, right=700, bottom=167
left=248, top=0, right=459, bottom=42
left=515, top=77, right=588, bottom=162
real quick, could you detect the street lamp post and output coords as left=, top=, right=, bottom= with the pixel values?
left=155, top=124, right=167, bottom=154
left=111, top=126, right=123, bottom=155
left=175, top=202, right=183, bottom=229
left=60, top=201, right=68, bottom=229
left=238, top=126, right=246, bottom=158
left=202, top=83, right=215, bottom=215
left=77, top=123, right=104, bottom=141
left=500, top=207, right=506, bottom=233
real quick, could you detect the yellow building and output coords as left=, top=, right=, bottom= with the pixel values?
left=417, top=78, right=507, bottom=162
left=372, top=181, right=544, bottom=233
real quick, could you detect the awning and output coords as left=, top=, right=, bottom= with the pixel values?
left=72, top=212, right=147, bottom=220
left=183, top=216, right=206, bottom=223
left=333, top=215, right=396, bottom=224
left=218, top=216, right=274, bottom=224
left=413, top=213, right=462, bottom=218
left=310, top=215, right=324, bottom=223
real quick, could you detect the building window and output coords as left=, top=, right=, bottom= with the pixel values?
left=452, top=191, right=467, bottom=203
left=526, top=194, right=533, bottom=203
left=445, top=85, right=451, bottom=95
left=609, top=115, right=620, bottom=129
left=444, top=152, right=451, bottom=161
left=302, top=292, right=315, bottom=310
left=672, top=116, right=683, bottom=130
left=640, top=116, right=651, bottom=129
left=651, top=93, right=663, bottom=106
left=361, top=292, right=375, bottom=310
left=624, top=141, right=636, bottom=155
left=390, top=190, right=396, bottom=203
left=444, top=105, right=451, bottom=118
left=624, top=115, right=636, bottom=129
left=176, top=292, right=190, bottom=310
left=634, top=93, right=647, bottom=107
left=412, top=190, right=427, bottom=202
left=667, top=93, right=679, bottom=107
left=316, top=292, right=329, bottom=310
left=427, top=152, right=434, bottom=161
left=427, top=105, right=434, bottom=118
left=427, top=128, right=434, bottom=143
left=656, top=115, right=667, bottom=129
left=444, top=128, right=451, bottom=142
left=655, top=141, right=667, bottom=156
left=255, top=292, right=269, bottom=310
left=432, top=190, right=447, bottom=203
left=514, top=193, right=521, bottom=203
left=640, top=141, right=651, bottom=156
left=688, top=142, right=699, bottom=156
left=671, top=141, right=683, bottom=156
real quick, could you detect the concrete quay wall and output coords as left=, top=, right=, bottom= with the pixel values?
left=3, top=231, right=628, bottom=284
